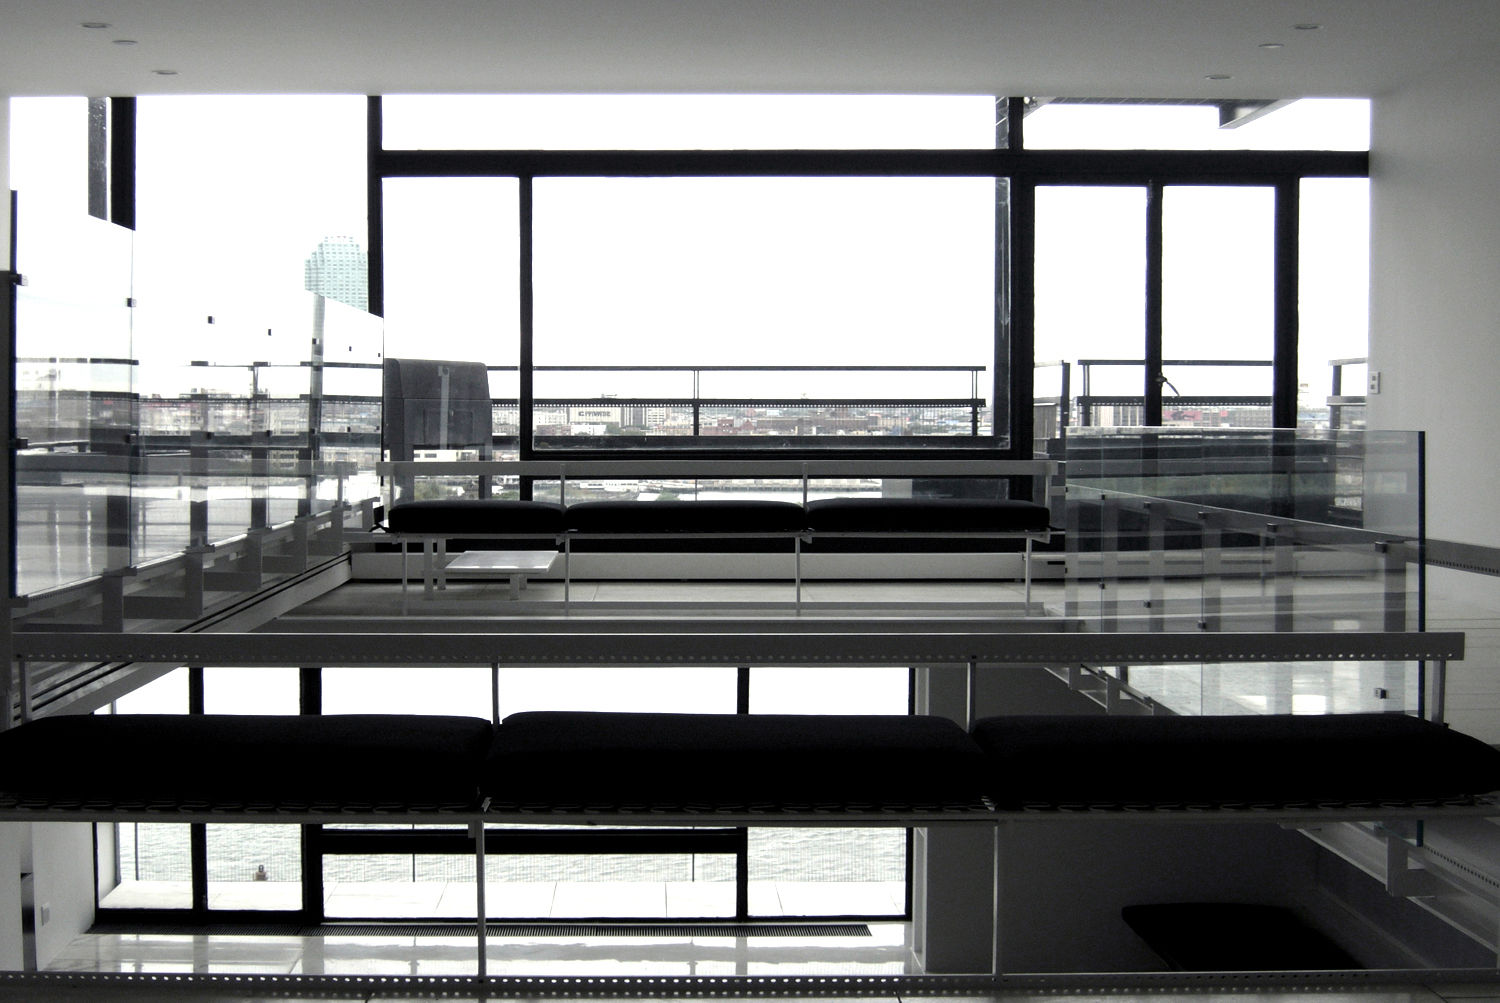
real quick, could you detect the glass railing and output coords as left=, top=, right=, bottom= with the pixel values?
left=1053, top=425, right=1422, bottom=627
left=13, top=293, right=383, bottom=595
left=1048, top=426, right=1425, bottom=713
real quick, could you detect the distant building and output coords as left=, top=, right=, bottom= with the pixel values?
left=304, top=236, right=368, bottom=312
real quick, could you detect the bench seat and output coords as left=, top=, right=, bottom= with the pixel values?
left=385, top=499, right=564, bottom=537
left=484, top=710, right=990, bottom=812
left=564, top=499, right=806, bottom=553
left=972, top=713, right=1500, bottom=810
left=0, top=714, right=496, bottom=811
left=805, top=497, right=1051, bottom=534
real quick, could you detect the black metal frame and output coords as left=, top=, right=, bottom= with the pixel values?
left=366, top=96, right=1363, bottom=456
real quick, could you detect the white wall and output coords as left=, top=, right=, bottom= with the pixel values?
left=1370, top=54, right=1500, bottom=548
left=28, top=823, right=94, bottom=969
left=0, top=97, right=9, bottom=270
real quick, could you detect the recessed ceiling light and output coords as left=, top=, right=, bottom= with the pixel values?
left=151, top=69, right=178, bottom=76
left=80, top=21, right=110, bottom=29
left=1205, top=74, right=1232, bottom=81
left=1258, top=42, right=1285, bottom=50
left=112, top=39, right=138, bottom=46
left=1293, top=22, right=1322, bottom=30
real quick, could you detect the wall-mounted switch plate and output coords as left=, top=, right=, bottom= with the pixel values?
left=1368, top=371, right=1382, bottom=394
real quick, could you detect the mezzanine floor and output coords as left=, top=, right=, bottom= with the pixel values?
left=16, top=569, right=1500, bottom=994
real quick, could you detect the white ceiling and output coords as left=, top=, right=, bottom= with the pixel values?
left=1, top=0, right=1497, bottom=101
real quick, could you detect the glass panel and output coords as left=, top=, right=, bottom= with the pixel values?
left=12, top=215, right=136, bottom=589
left=1161, top=186, right=1275, bottom=429
left=750, top=671, right=907, bottom=918
left=100, top=823, right=193, bottom=910
left=1299, top=179, right=1370, bottom=432
left=382, top=94, right=998, bottom=150
left=1060, top=427, right=1424, bottom=633
left=497, top=667, right=736, bottom=716
left=203, top=667, right=300, bottom=715
left=322, top=666, right=492, bottom=716
left=1034, top=187, right=1147, bottom=433
left=208, top=824, right=302, bottom=911
left=382, top=178, right=521, bottom=503
left=323, top=852, right=736, bottom=920
left=133, top=95, right=371, bottom=537
left=533, top=176, right=1001, bottom=448
left=99, top=670, right=190, bottom=909
left=1120, top=660, right=1418, bottom=717
left=1023, top=97, right=1371, bottom=151
left=11, top=99, right=137, bottom=591
left=750, top=666, right=907, bottom=715
left=748, top=828, right=905, bottom=918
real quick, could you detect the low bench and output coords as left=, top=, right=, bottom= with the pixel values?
left=1, top=709, right=1496, bottom=980
left=3, top=710, right=1496, bottom=818
left=382, top=495, right=1053, bottom=610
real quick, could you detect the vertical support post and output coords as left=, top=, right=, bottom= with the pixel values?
left=1272, top=524, right=1295, bottom=632
left=1199, top=510, right=1222, bottom=631
left=471, top=820, right=487, bottom=981
left=249, top=429, right=269, bottom=532
left=1424, top=658, right=1446, bottom=724
left=1381, top=540, right=1408, bottom=632
left=1146, top=501, right=1166, bottom=631
left=794, top=536, right=802, bottom=610
left=15, top=659, right=28, bottom=723
left=1099, top=495, right=1119, bottom=630
left=965, top=660, right=978, bottom=731
left=1022, top=537, right=1032, bottom=609
left=400, top=539, right=409, bottom=616
left=491, top=662, right=500, bottom=726
left=189, top=430, right=211, bottom=548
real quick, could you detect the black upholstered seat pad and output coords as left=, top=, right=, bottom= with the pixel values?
left=972, top=713, right=1500, bottom=807
left=565, top=500, right=807, bottom=535
left=487, top=711, right=987, bottom=806
left=805, top=498, right=1050, bottom=534
left=0, top=714, right=496, bottom=807
left=387, top=499, right=564, bottom=535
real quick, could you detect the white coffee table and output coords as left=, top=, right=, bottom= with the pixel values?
left=439, top=550, right=560, bottom=599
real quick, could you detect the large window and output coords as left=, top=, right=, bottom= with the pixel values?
left=373, top=94, right=1015, bottom=457
left=532, top=176, right=1000, bottom=446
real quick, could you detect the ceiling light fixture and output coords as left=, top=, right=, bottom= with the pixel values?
left=80, top=21, right=110, bottom=29
left=1205, top=73, right=1232, bottom=81
left=151, top=69, right=178, bottom=75
left=1258, top=42, right=1285, bottom=50
left=112, top=39, right=138, bottom=46
left=1293, top=23, right=1322, bottom=30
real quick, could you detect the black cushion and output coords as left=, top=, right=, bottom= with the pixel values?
left=971, top=713, right=1500, bottom=808
left=0, top=714, right=496, bottom=808
left=564, top=500, right=807, bottom=535
left=486, top=711, right=987, bottom=808
left=386, top=499, right=564, bottom=535
left=805, top=497, right=1051, bottom=534
left=1123, top=903, right=1362, bottom=970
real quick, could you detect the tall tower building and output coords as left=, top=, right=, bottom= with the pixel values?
left=303, top=235, right=368, bottom=311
